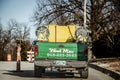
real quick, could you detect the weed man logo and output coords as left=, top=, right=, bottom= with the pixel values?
left=49, top=48, right=74, bottom=54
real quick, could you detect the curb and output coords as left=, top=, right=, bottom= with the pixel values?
left=89, top=63, right=120, bottom=80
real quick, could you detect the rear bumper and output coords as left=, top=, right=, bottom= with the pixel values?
left=34, top=60, right=88, bottom=68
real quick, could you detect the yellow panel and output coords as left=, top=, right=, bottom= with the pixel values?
left=48, top=24, right=55, bottom=42
left=48, top=24, right=76, bottom=42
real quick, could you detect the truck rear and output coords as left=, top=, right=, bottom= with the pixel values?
left=34, top=42, right=88, bottom=78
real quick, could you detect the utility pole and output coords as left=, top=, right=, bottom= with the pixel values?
left=83, top=0, right=91, bottom=42
left=84, top=0, right=87, bottom=28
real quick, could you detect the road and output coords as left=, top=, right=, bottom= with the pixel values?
left=0, top=61, right=115, bottom=80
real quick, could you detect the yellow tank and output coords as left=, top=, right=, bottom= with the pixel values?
left=48, top=24, right=76, bottom=42
left=36, top=24, right=88, bottom=43
left=36, top=24, right=76, bottom=42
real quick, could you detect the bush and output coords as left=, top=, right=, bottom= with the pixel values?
left=92, top=39, right=113, bottom=58
left=92, top=32, right=120, bottom=58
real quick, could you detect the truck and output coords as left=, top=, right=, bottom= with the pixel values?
left=33, top=24, right=89, bottom=78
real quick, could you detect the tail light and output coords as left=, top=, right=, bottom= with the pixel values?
left=84, top=46, right=88, bottom=56
left=34, top=46, right=38, bottom=55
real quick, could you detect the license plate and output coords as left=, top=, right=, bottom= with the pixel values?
left=55, top=61, right=67, bottom=66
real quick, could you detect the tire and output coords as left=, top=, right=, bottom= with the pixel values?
left=34, top=65, right=45, bottom=77
left=81, top=70, right=88, bottom=78
left=78, top=68, right=88, bottom=78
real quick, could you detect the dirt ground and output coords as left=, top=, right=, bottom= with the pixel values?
left=90, top=58, right=120, bottom=73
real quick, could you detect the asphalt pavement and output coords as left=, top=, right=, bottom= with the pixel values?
left=0, top=61, right=115, bottom=80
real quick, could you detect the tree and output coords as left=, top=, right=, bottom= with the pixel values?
left=0, top=19, right=4, bottom=60
left=33, top=0, right=84, bottom=25
left=0, top=19, right=30, bottom=61
left=9, top=19, right=30, bottom=61
left=0, top=19, right=14, bottom=60
left=33, top=0, right=119, bottom=37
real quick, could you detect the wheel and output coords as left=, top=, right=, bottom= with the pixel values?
left=34, top=65, right=45, bottom=77
left=81, top=70, right=88, bottom=78
left=78, top=68, right=88, bottom=78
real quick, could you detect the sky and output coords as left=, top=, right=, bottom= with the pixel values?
left=0, top=0, right=37, bottom=40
